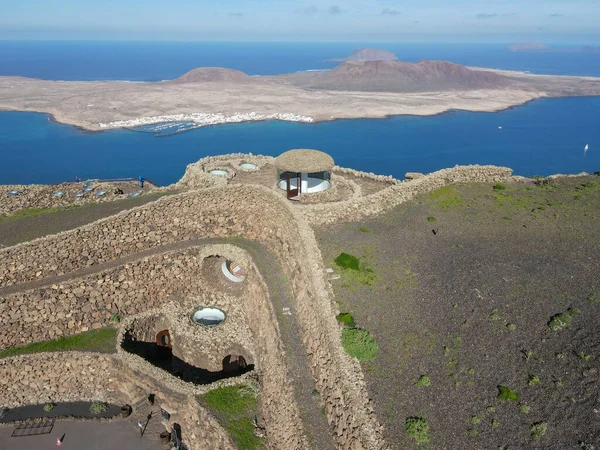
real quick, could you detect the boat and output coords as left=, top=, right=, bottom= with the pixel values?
left=584, top=144, right=589, bottom=152
left=498, top=126, right=502, bottom=130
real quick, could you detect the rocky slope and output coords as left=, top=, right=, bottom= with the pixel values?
left=282, top=60, right=510, bottom=92
left=171, top=67, right=250, bottom=83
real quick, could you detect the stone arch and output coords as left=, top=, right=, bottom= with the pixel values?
left=156, top=329, right=172, bottom=348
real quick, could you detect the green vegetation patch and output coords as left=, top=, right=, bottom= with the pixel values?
left=415, top=375, right=431, bottom=387
left=493, top=184, right=506, bottom=191
left=406, top=417, right=430, bottom=444
left=201, top=384, right=263, bottom=450
left=334, top=252, right=377, bottom=287
left=90, top=401, right=108, bottom=415
left=530, top=421, right=547, bottom=441
left=341, top=328, right=378, bottom=360
left=497, top=386, right=520, bottom=401
left=43, top=403, right=56, bottom=412
left=336, top=312, right=356, bottom=328
left=0, top=203, right=93, bottom=224
left=429, top=186, right=464, bottom=209
left=359, top=226, right=372, bottom=233
left=0, top=328, right=118, bottom=359
left=334, top=252, right=361, bottom=271
left=548, top=308, right=579, bottom=331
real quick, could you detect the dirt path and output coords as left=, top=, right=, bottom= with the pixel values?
left=2, top=231, right=334, bottom=449
left=0, top=192, right=174, bottom=249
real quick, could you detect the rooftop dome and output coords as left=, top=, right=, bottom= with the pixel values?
left=275, top=149, right=334, bottom=173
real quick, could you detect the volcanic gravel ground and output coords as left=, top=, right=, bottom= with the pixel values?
left=316, top=176, right=600, bottom=449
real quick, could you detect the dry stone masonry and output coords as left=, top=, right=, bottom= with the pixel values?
left=0, top=154, right=519, bottom=449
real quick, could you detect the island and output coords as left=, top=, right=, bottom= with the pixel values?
left=327, top=47, right=398, bottom=61
left=509, top=42, right=600, bottom=53
left=1, top=49, right=600, bottom=131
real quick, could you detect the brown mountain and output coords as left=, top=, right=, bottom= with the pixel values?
left=329, top=48, right=398, bottom=62
left=282, top=60, right=510, bottom=92
left=171, top=67, right=250, bottom=83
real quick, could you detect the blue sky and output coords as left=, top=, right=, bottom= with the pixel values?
left=1, top=0, right=599, bottom=43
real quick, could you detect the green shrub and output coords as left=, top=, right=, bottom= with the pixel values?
left=493, top=184, right=506, bottom=191
left=336, top=313, right=356, bottom=328
left=43, top=403, right=56, bottom=412
left=528, top=375, right=540, bottom=386
left=359, top=226, right=371, bottom=233
left=341, top=328, right=378, bottom=360
left=334, top=253, right=360, bottom=271
left=488, top=309, right=501, bottom=321
left=519, top=403, right=530, bottom=414
left=530, top=421, right=547, bottom=441
left=415, top=376, right=431, bottom=387
left=497, top=386, right=519, bottom=401
left=548, top=308, right=579, bottom=331
left=89, top=401, right=108, bottom=415
left=470, top=415, right=481, bottom=425
left=202, top=384, right=262, bottom=450
left=506, top=323, right=516, bottom=330
left=427, top=216, right=436, bottom=222
left=406, top=417, right=430, bottom=444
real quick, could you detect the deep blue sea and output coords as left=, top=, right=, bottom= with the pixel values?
left=0, top=41, right=599, bottom=184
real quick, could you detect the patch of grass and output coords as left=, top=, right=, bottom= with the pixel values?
left=488, top=309, right=501, bottom=321
left=0, top=204, right=86, bottom=224
left=577, top=351, right=591, bottom=361
left=497, top=386, right=520, bottom=401
left=335, top=252, right=377, bottom=287
left=506, top=323, right=516, bottom=330
left=415, top=375, right=431, bottom=387
left=341, top=328, right=378, bottom=360
left=491, top=419, right=500, bottom=428
left=427, top=216, right=436, bottom=222
left=359, top=226, right=372, bottom=233
left=493, top=184, right=506, bottom=191
left=405, top=417, right=430, bottom=444
left=334, top=252, right=360, bottom=271
left=0, top=328, right=118, bottom=359
left=519, top=403, right=530, bottom=414
left=429, top=186, right=464, bottom=209
left=201, top=384, right=263, bottom=450
left=90, top=401, right=108, bottom=415
left=336, top=312, right=356, bottom=328
left=43, top=403, right=56, bottom=412
left=470, top=415, right=482, bottom=425
left=548, top=308, right=579, bottom=331
left=530, top=421, right=547, bottom=441
left=528, top=375, right=540, bottom=386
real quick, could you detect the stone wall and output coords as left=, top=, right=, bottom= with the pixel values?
left=1, top=242, right=307, bottom=449
left=0, top=165, right=516, bottom=449
left=0, top=351, right=235, bottom=449
left=0, top=180, right=159, bottom=217
left=302, top=165, right=513, bottom=225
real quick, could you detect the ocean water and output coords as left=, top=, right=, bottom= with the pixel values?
left=0, top=41, right=599, bottom=184
left=1, top=41, right=600, bottom=80
left=1, top=97, right=598, bottom=186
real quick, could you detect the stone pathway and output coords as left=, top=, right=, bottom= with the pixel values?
left=2, top=236, right=335, bottom=449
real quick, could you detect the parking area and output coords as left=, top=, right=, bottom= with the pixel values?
left=0, top=419, right=163, bottom=450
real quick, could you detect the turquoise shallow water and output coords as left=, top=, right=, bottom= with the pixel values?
left=1, top=96, right=599, bottom=185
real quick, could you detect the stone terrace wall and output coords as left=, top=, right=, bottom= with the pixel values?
left=0, top=185, right=384, bottom=448
left=1, top=242, right=307, bottom=449
left=301, top=165, right=513, bottom=225
left=0, top=181, right=158, bottom=217
left=0, top=351, right=234, bottom=450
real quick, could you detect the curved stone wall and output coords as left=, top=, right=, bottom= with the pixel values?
left=0, top=164, right=517, bottom=450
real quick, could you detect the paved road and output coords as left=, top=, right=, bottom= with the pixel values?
left=0, top=419, right=162, bottom=450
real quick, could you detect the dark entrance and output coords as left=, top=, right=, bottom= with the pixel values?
left=222, top=355, right=248, bottom=374
left=285, top=172, right=301, bottom=200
